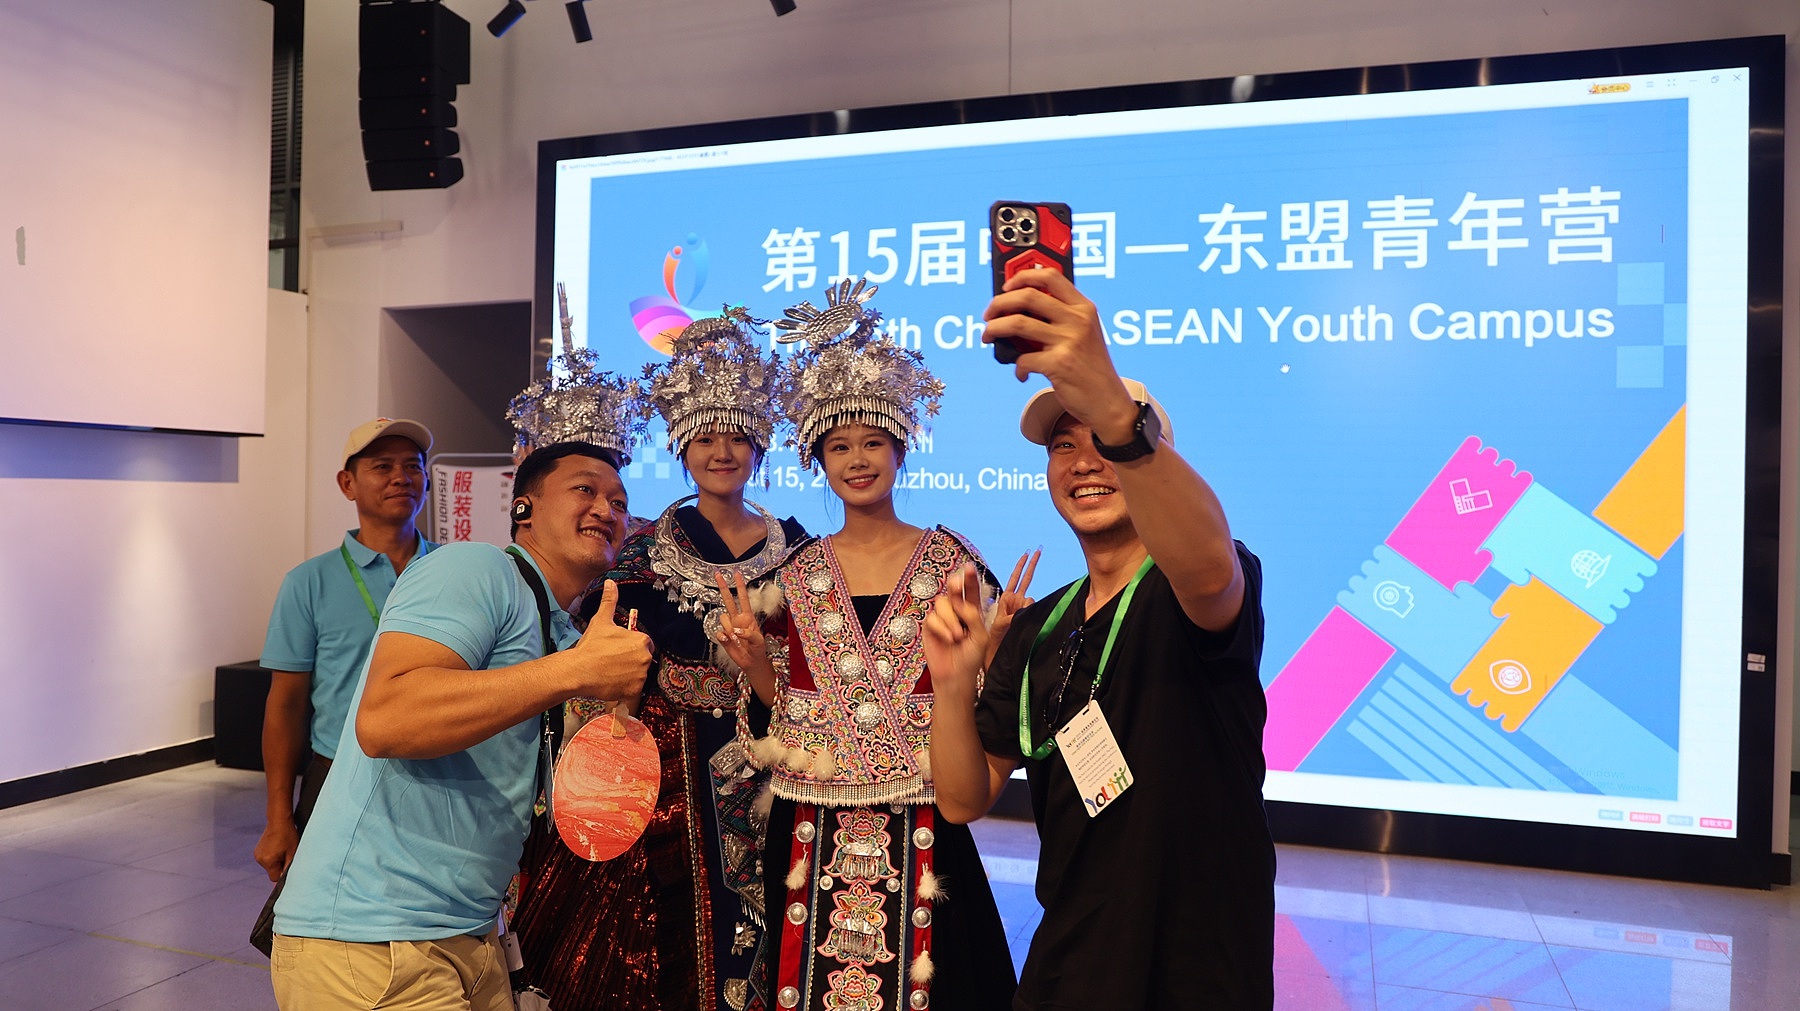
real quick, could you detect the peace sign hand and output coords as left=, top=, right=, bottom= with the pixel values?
left=714, top=568, right=770, bottom=670
left=986, top=549, right=1041, bottom=667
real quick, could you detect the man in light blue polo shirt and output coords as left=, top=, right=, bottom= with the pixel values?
left=271, top=442, right=653, bottom=1011
left=252, top=419, right=437, bottom=945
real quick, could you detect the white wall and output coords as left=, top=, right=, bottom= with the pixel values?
left=298, top=0, right=1799, bottom=846
left=0, top=288, right=308, bottom=784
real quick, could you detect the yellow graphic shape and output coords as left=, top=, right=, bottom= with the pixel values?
left=1453, top=578, right=1601, bottom=732
left=1593, top=406, right=1685, bottom=559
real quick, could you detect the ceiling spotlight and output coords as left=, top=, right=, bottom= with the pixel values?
left=487, top=0, right=527, bottom=37
left=566, top=1, right=593, bottom=43
left=770, top=0, right=796, bottom=15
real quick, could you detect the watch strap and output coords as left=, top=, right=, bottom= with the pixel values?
left=1091, top=400, right=1158, bottom=462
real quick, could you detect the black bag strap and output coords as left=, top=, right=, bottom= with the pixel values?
left=506, top=546, right=560, bottom=660
left=506, top=547, right=565, bottom=815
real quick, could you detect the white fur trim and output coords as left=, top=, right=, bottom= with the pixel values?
left=749, top=734, right=787, bottom=770
left=914, top=747, right=932, bottom=781
left=711, top=644, right=736, bottom=672
left=812, top=744, right=837, bottom=780
left=910, top=950, right=935, bottom=985
left=786, top=857, right=808, bottom=892
left=782, top=746, right=812, bottom=773
left=748, top=580, right=786, bottom=620
left=917, top=866, right=943, bottom=902
left=752, top=782, right=774, bottom=823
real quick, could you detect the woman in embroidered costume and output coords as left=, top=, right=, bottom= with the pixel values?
left=511, top=304, right=805, bottom=1010
left=716, top=280, right=1020, bottom=1011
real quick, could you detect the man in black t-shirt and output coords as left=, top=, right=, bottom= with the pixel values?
left=924, top=270, right=1274, bottom=1010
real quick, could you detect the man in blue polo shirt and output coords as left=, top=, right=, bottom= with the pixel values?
left=252, top=419, right=437, bottom=945
left=270, top=441, right=653, bottom=1011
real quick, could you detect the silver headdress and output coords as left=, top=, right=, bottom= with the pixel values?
left=639, top=305, right=781, bottom=454
left=506, top=283, right=648, bottom=464
left=774, top=278, right=945, bottom=468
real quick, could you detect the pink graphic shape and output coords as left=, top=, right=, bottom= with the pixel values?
left=1386, top=436, right=1532, bottom=590
left=628, top=295, right=693, bottom=352
left=1273, top=915, right=1354, bottom=1011
left=1265, top=607, right=1396, bottom=772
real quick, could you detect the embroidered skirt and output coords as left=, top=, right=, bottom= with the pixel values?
left=762, top=797, right=1016, bottom=1011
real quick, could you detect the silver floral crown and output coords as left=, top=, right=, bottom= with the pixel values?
left=774, top=278, right=945, bottom=468
left=639, top=305, right=781, bottom=454
left=505, top=282, right=648, bottom=464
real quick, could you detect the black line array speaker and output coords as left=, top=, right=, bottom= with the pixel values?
left=359, top=1, right=471, bottom=190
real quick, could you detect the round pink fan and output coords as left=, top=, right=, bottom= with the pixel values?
left=552, top=707, right=660, bottom=862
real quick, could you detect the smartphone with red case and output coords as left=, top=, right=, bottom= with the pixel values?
left=989, top=200, right=1074, bottom=364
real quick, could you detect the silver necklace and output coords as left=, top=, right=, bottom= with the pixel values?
left=646, top=495, right=788, bottom=638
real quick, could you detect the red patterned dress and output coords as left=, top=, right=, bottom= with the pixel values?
left=754, top=528, right=1016, bottom=1011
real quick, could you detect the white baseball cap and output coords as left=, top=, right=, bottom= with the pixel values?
left=342, top=417, right=434, bottom=466
left=1018, top=377, right=1174, bottom=447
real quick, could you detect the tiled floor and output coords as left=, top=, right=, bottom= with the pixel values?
left=0, top=763, right=1796, bottom=1009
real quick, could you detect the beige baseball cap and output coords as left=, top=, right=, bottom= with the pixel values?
left=342, top=417, right=434, bottom=467
left=1018, top=377, right=1175, bottom=447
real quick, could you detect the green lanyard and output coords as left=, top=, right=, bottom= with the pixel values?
left=338, top=543, right=381, bottom=623
left=1018, top=555, right=1154, bottom=760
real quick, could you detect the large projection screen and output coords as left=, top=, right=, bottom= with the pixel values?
left=538, top=37, right=1783, bottom=887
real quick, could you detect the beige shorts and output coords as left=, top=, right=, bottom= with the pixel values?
left=270, top=932, right=513, bottom=1011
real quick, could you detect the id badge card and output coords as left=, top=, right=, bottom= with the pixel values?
left=1054, top=700, right=1134, bottom=818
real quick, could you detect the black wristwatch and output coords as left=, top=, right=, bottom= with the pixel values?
left=1090, top=400, right=1161, bottom=462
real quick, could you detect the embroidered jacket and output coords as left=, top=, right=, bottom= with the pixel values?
left=760, top=527, right=991, bottom=807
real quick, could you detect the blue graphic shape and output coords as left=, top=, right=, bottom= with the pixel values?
left=1482, top=483, right=1656, bottom=623
left=1617, top=346, right=1665, bottom=389
left=1616, top=262, right=1666, bottom=304
left=1352, top=706, right=1466, bottom=784
left=1333, top=664, right=1576, bottom=791
left=1521, top=675, right=1677, bottom=799
left=1346, top=716, right=1435, bottom=784
left=1389, top=664, right=1572, bottom=790
left=1372, top=926, right=1573, bottom=1008
left=1663, top=303, right=1687, bottom=346
left=624, top=443, right=673, bottom=481
left=1339, top=546, right=1501, bottom=681
left=1550, top=946, right=1701, bottom=1011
